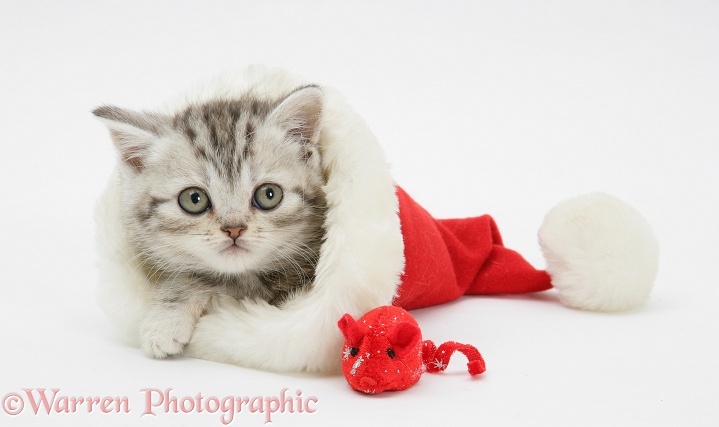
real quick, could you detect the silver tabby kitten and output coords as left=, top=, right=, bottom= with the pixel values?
left=94, top=86, right=327, bottom=358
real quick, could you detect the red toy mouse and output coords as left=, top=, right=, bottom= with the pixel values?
left=337, top=306, right=486, bottom=394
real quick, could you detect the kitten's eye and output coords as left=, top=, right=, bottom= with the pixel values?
left=178, top=187, right=211, bottom=214
left=253, top=184, right=283, bottom=210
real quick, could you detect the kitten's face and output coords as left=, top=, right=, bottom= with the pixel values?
left=96, top=87, right=326, bottom=277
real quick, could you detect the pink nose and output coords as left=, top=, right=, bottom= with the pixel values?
left=221, top=226, right=246, bottom=239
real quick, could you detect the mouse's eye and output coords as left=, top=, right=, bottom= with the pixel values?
left=387, top=348, right=396, bottom=358
left=350, top=347, right=359, bottom=357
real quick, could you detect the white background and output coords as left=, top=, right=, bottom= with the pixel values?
left=1, top=1, right=717, bottom=426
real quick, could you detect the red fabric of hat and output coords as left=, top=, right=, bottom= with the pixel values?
left=394, top=187, right=552, bottom=310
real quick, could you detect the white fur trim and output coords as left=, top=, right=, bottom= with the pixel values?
left=95, top=170, right=151, bottom=346
left=539, top=192, right=659, bottom=311
left=95, top=66, right=404, bottom=373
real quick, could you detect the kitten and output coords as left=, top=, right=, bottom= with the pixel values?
left=94, top=86, right=327, bottom=359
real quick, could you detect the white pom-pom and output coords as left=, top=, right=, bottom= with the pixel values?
left=538, top=193, right=659, bottom=311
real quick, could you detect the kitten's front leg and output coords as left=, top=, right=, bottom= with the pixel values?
left=140, top=282, right=211, bottom=359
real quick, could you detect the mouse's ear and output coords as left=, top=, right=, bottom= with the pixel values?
left=337, top=314, right=364, bottom=347
left=387, top=321, right=422, bottom=359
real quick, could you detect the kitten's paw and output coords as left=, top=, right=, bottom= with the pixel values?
left=140, top=310, right=196, bottom=359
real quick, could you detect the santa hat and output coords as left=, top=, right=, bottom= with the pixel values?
left=96, top=66, right=659, bottom=373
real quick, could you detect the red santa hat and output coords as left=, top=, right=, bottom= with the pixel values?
left=97, top=66, right=659, bottom=373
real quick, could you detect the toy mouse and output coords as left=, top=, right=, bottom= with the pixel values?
left=338, top=306, right=486, bottom=394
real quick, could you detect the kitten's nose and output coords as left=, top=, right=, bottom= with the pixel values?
left=221, top=225, right=246, bottom=240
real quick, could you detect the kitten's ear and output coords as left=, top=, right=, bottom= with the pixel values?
left=93, top=105, right=168, bottom=170
left=269, top=85, right=323, bottom=145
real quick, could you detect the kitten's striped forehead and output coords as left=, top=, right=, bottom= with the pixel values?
left=173, top=98, right=275, bottom=179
